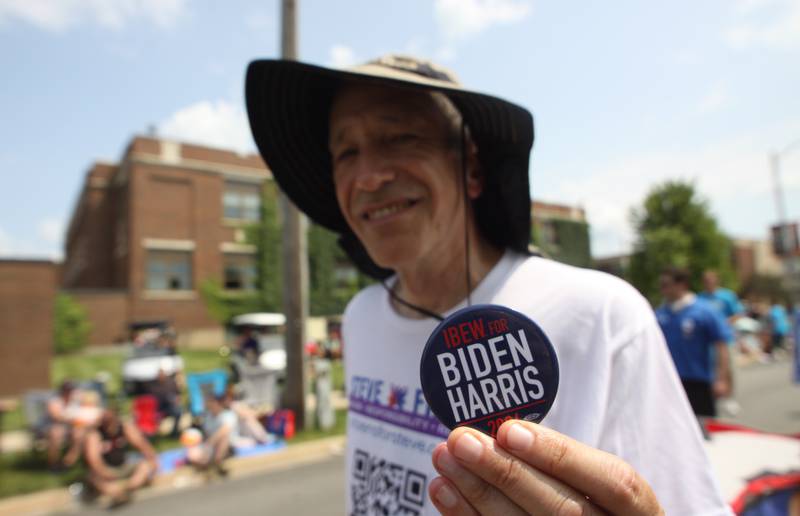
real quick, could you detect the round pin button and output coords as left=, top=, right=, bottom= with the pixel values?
left=419, top=304, right=559, bottom=437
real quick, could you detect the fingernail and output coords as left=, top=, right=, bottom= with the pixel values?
left=435, top=448, right=460, bottom=475
left=434, top=482, right=458, bottom=508
left=506, top=423, right=533, bottom=452
left=453, top=432, right=483, bottom=463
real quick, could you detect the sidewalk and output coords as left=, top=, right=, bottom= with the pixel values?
left=0, top=435, right=347, bottom=516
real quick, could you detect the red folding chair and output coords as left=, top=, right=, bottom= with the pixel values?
left=132, top=395, right=161, bottom=437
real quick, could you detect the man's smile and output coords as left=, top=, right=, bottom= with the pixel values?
left=361, top=198, right=420, bottom=222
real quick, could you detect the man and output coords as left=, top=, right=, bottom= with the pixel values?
left=699, top=269, right=744, bottom=323
left=767, top=300, right=791, bottom=354
left=186, top=395, right=237, bottom=475
left=45, top=380, right=79, bottom=470
left=698, top=269, right=742, bottom=414
left=83, top=408, right=158, bottom=508
left=246, top=55, right=729, bottom=515
left=149, top=369, right=183, bottom=437
left=656, top=266, right=732, bottom=417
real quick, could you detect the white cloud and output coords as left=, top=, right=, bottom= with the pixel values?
left=0, top=0, right=188, bottom=32
left=549, top=123, right=800, bottom=258
left=697, top=83, right=731, bottom=114
left=725, top=0, right=800, bottom=49
left=38, top=217, right=64, bottom=245
left=434, top=0, right=531, bottom=43
left=158, top=99, right=255, bottom=155
left=328, top=44, right=357, bottom=69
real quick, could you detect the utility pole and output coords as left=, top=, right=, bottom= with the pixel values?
left=771, top=152, right=788, bottom=225
left=279, top=0, right=310, bottom=429
left=771, top=140, right=800, bottom=302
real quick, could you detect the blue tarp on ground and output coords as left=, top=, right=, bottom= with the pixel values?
left=157, top=440, right=287, bottom=474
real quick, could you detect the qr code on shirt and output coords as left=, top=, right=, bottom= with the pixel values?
left=351, top=449, right=427, bottom=515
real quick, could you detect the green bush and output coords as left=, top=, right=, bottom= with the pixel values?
left=54, top=293, right=91, bottom=354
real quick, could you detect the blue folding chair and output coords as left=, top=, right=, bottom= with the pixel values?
left=186, top=370, right=228, bottom=417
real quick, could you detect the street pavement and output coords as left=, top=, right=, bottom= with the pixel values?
left=53, top=354, right=798, bottom=515
left=56, top=452, right=346, bottom=516
left=723, top=354, right=799, bottom=434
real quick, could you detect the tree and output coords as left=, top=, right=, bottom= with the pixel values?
left=54, top=293, right=92, bottom=354
left=308, top=223, right=370, bottom=316
left=250, top=180, right=283, bottom=312
left=628, top=181, right=737, bottom=304
left=531, top=219, right=592, bottom=267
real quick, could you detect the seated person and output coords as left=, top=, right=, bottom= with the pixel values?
left=62, top=389, right=103, bottom=467
left=83, top=408, right=158, bottom=507
left=45, top=380, right=79, bottom=470
left=223, top=386, right=270, bottom=445
left=157, top=328, right=178, bottom=355
left=238, top=328, right=259, bottom=356
left=149, top=369, right=183, bottom=437
left=186, top=395, right=237, bottom=475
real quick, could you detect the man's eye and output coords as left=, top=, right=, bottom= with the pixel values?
left=335, top=148, right=357, bottom=162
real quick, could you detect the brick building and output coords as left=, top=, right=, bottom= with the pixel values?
left=0, top=260, right=56, bottom=396
left=63, top=136, right=270, bottom=347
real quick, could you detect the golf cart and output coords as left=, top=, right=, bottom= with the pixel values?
left=227, top=313, right=287, bottom=408
left=121, top=320, right=184, bottom=396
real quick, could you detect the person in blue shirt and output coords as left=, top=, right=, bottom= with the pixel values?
left=767, top=301, right=791, bottom=352
left=699, top=269, right=744, bottom=320
left=656, top=267, right=732, bottom=417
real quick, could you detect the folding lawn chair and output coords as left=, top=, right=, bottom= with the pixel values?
left=186, top=369, right=228, bottom=418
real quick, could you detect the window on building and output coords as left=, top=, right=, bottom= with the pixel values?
left=223, top=182, right=261, bottom=222
left=146, top=250, right=193, bottom=290
left=224, top=253, right=257, bottom=290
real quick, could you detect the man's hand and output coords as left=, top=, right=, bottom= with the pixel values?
left=429, top=421, right=664, bottom=515
left=713, top=378, right=732, bottom=399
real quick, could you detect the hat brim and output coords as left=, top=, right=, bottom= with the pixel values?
left=245, top=59, right=534, bottom=279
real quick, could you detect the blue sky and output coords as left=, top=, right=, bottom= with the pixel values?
left=1, top=0, right=798, bottom=259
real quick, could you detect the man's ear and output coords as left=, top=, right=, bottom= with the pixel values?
left=465, top=140, right=483, bottom=200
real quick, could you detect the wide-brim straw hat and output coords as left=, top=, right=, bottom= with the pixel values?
left=245, top=55, right=534, bottom=280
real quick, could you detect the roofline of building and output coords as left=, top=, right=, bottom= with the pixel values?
left=0, top=257, right=60, bottom=265
left=127, top=153, right=270, bottom=182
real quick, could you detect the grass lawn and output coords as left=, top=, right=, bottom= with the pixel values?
left=0, top=451, right=87, bottom=499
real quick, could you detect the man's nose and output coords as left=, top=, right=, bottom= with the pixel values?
left=353, top=150, right=396, bottom=192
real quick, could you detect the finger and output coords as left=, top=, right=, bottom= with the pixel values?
left=446, top=428, right=604, bottom=515
left=432, top=443, right=527, bottom=516
left=496, top=421, right=663, bottom=515
left=428, top=476, right=479, bottom=516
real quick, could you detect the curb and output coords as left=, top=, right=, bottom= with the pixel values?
left=0, top=435, right=346, bottom=515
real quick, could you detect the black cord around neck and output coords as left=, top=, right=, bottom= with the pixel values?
left=461, top=121, right=472, bottom=308
left=381, top=119, right=473, bottom=322
left=382, top=280, right=444, bottom=321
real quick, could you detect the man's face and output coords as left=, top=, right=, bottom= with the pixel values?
left=702, top=271, right=718, bottom=292
left=207, top=398, right=221, bottom=415
left=659, top=275, right=684, bottom=302
left=329, top=84, right=480, bottom=272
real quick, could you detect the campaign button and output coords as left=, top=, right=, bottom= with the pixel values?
left=419, top=304, right=559, bottom=438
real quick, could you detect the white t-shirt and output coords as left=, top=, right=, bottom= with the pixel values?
left=343, top=251, right=731, bottom=516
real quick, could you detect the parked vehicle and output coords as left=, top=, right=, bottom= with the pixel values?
left=227, top=313, right=287, bottom=407
left=228, top=313, right=286, bottom=372
left=122, top=321, right=184, bottom=396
